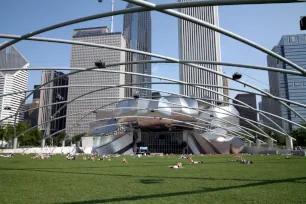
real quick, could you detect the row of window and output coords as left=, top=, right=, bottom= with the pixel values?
left=287, top=35, right=306, bottom=43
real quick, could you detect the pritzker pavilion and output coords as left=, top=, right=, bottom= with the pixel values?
left=1, top=0, right=306, bottom=155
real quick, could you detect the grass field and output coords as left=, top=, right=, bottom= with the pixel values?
left=0, top=154, right=306, bottom=204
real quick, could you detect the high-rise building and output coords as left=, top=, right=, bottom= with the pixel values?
left=66, top=27, right=126, bottom=136
left=222, top=75, right=229, bottom=102
left=267, top=34, right=306, bottom=132
left=123, top=3, right=152, bottom=98
left=33, top=85, right=40, bottom=104
left=0, top=45, right=29, bottom=124
left=233, top=93, right=257, bottom=129
left=38, top=71, right=68, bottom=135
left=24, top=85, right=40, bottom=127
left=178, top=0, right=223, bottom=101
left=24, top=103, right=39, bottom=127
left=258, top=101, right=263, bottom=124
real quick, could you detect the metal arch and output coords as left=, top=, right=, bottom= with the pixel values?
left=0, top=70, right=305, bottom=127
left=66, top=106, right=254, bottom=141
left=2, top=36, right=306, bottom=110
left=0, top=91, right=283, bottom=141
left=40, top=71, right=287, bottom=138
left=0, top=35, right=303, bottom=77
left=124, top=0, right=306, bottom=75
left=0, top=59, right=302, bottom=76
left=0, top=67, right=305, bottom=128
left=66, top=113, right=253, bottom=142
left=38, top=83, right=279, bottom=140
left=67, top=99, right=256, bottom=141
left=3, top=70, right=302, bottom=139
left=15, top=92, right=283, bottom=142
left=10, top=73, right=298, bottom=143
left=44, top=120, right=235, bottom=146
left=44, top=83, right=273, bottom=140
left=0, top=0, right=304, bottom=74
left=1, top=84, right=300, bottom=131
left=19, top=105, right=254, bottom=143
left=0, top=0, right=304, bottom=148
left=16, top=84, right=278, bottom=141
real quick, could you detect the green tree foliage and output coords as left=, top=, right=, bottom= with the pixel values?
left=72, top=133, right=85, bottom=144
left=261, top=128, right=286, bottom=145
left=0, top=122, right=42, bottom=147
left=290, top=124, right=306, bottom=146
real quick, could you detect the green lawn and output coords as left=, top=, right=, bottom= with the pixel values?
left=0, top=154, right=306, bottom=204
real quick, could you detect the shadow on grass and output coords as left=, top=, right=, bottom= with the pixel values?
left=0, top=167, right=297, bottom=183
left=55, top=176, right=306, bottom=204
left=140, top=179, right=164, bottom=184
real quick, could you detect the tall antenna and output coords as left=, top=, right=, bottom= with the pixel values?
left=111, top=0, right=114, bottom=32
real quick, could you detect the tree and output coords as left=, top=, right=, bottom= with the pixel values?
left=290, top=124, right=306, bottom=146
left=261, top=127, right=286, bottom=145
left=72, top=133, right=85, bottom=144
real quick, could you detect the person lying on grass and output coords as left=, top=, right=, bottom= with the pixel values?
left=189, top=157, right=203, bottom=164
left=240, top=159, right=253, bottom=164
left=0, top=153, right=14, bottom=158
left=179, top=155, right=187, bottom=159
left=168, top=162, right=183, bottom=168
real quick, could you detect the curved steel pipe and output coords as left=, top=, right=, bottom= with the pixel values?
left=2, top=36, right=305, bottom=110
left=42, top=84, right=283, bottom=139
left=42, top=72, right=287, bottom=138
left=124, top=0, right=306, bottom=75
left=0, top=0, right=304, bottom=75
left=16, top=85, right=278, bottom=141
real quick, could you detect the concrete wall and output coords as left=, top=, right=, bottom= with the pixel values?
left=240, top=146, right=306, bottom=155
left=0, top=147, right=76, bottom=154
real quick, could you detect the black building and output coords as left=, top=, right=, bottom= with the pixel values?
left=38, top=71, right=68, bottom=136
left=234, top=93, right=257, bottom=129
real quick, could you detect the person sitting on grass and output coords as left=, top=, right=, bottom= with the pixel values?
left=90, top=155, right=95, bottom=161
left=241, top=159, right=253, bottom=164
left=189, top=157, right=203, bottom=164
left=168, top=162, right=183, bottom=169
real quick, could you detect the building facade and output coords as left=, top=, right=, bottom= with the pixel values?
left=178, top=0, right=223, bottom=101
left=222, top=75, right=229, bottom=102
left=267, top=34, right=306, bottom=132
left=258, top=101, right=263, bottom=124
left=24, top=85, right=41, bottom=127
left=233, top=93, right=257, bottom=129
left=24, top=102, right=39, bottom=127
left=38, top=71, right=68, bottom=135
left=0, top=45, right=29, bottom=124
left=33, top=85, right=41, bottom=103
left=66, top=27, right=126, bottom=136
left=123, top=3, right=152, bottom=98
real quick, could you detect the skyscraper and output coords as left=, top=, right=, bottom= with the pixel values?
left=24, top=85, right=40, bottom=127
left=222, top=75, right=229, bottom=102
left=233, top=93, right=257, bottom=129
left=66, top=27, right=126, bottom=136
left=38, top=71, right=68, bottom=135
left=178, top=0, right=223, bottom=101
left=123, top=2, right=152, bottom=98
left=267, top=34, right=306, bottom=132
left=0, top=45, right=29, bottom=123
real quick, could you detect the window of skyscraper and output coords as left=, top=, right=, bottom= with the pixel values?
left=289, top=36, right=296, bottom=42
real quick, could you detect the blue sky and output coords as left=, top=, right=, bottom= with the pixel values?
left=0, top=0, right=305, bottom=104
